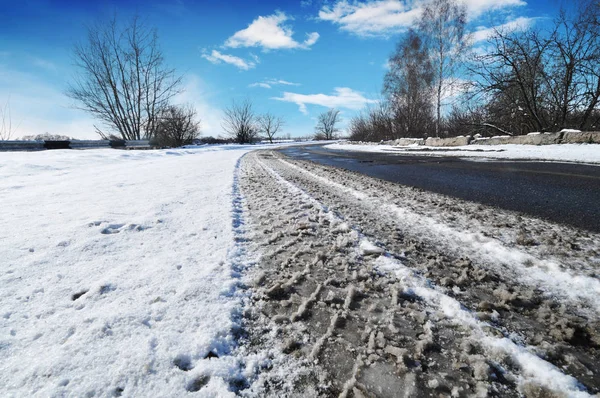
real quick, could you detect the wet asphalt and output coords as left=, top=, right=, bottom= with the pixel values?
left=278, top=144, right=600, bottom=233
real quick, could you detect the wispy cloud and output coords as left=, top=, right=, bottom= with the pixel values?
left=471, top=16, right=536, bottom=43
left=31, top=57, right=57, bottom=72
left=462, top=0, right=526, bottom=19
left=0, top=65, right=96, bottom=139
left=318, top=0, right=527, bottom=37
left=318, top=0, right=422, bottom=37
left=201, top=49, right=257, bottom=70
left=249, top=78, right=301, bottom=89
left=249, top=82, right=273, bottom=89
left=272, top=87, right=377, bottom=114
left=225, top=12, right=320, bottom=50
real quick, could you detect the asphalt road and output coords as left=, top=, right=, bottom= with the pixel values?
left=279, top=144, right=600, bottom=233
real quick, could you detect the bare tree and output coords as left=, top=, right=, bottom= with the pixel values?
left=384, top=29, right=435, bottom=138
left=545, top=0, right=600, bottom=130
left=257, top=113, right=284, bottom=143
left=348, top=103, right=395, bottom=142
left=418, top=0, right=468, bottom=137
left=466, top=0, right=600, bottom=134
left=0, top=98, right=18, bottom=140
left=314, top=108, right=341, bottom=140
left=67, top=15, right=182, bottom=140
left=349, top=111, right=373, bottom=142
left=222, top=99, right=257, bottom=144
left=153, top=104, right=201, bottom=147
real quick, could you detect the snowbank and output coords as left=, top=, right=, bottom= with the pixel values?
left=326, top=142, right=600, bottom=164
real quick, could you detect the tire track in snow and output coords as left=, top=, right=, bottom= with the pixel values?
left=248, top=152, right=594, bottom=397
left=276, top=156, right=600, bottom=316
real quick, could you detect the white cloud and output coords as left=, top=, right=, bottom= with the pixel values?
left=267, top=78, right=301, bottom=86
left=318, top=0, right=423, bottom=37
left=318, top=0, right=528, bottom=37
left=471, top=16, right=536, bottom=43
left=31, top=57, right=57, bottom=72
left=225, top=12, right=320, bottom=50
left=462, top=0, right=526, bottom=19
left=303, top=32, right=320, bottom=47
left=249, top=82, right=272, bottom=89
left=249, top=78, right=301, bottom=89
left=201, top=49, right=256, bottom=70
left=272, top=87, right=377, bottom=114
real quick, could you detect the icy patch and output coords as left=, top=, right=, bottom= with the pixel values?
left=256, top=152, right=592, bottom=396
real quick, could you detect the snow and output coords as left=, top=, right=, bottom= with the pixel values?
left=252, top=151, right=592, bottom=396
left=373, top=255, right=590, bottom=397
left=326, top=142, right=600, bottom=164
left=0, top=145, right=284, bottom=397
left=560, top=129, right=582, bottom=133
left=277, top=157, right=600, bottom=314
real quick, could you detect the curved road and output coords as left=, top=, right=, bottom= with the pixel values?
left=279, top=144, right=600, bottom=233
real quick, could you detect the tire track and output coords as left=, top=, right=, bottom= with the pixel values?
left=239, top=151, right=599, bottom=397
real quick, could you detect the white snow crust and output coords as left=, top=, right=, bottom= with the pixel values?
left=0, top=145, right=287, bottom=397
left=326, top=142, right=600, bottom=164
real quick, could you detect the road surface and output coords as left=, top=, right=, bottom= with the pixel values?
left=279, top=144, right=600, bottom=232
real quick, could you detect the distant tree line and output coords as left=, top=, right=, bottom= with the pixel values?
left=350, top=0, right=600, bottom=141
left=21, top=133, right=74, bottom=141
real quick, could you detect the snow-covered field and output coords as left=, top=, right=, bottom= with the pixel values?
left=326, top=142, right=600, bottom=164
left=0, top=146, right=298, bottom=397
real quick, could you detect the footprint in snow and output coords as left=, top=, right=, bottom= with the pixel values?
left=100, top=223, right=150, bottom=234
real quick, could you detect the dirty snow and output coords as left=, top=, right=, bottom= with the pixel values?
left=238, top=149, right=600, bottom=396
left=326, top=142, right=600, bottom=164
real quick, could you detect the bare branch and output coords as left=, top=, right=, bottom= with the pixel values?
left=66, top=14, right=182, bottom=140
left=221, top=99, right=257, bottom=144
left=314, top=109, right=341, bottom=140
left=257, top=113, right=284, bottom=144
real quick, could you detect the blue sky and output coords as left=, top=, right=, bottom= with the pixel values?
left=0, top=0, right=567, bottom=139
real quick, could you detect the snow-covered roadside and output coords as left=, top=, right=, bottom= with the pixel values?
left=0, top=146, right=288, bottom=397
left=326, top=142, right=600, bottom=164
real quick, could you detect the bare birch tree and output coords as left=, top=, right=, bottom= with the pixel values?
left=469, top=0, right=600, bottom=133
left=418, top=0, right=468, bottom=137
left=384, top=29, right=435, bottom=138
left=257, top=113, right=284, bottom=143
left=67, top=15, right=182, bottom=140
